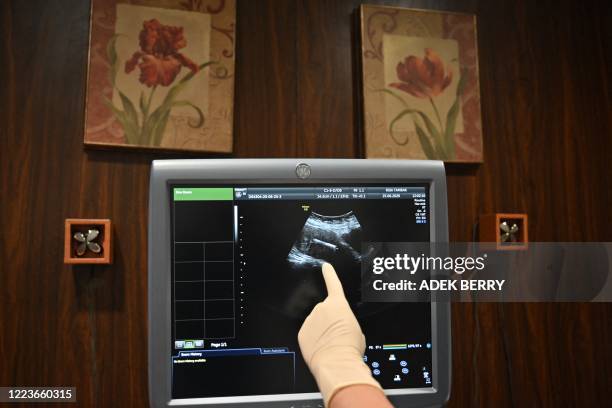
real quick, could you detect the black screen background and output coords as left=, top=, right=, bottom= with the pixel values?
left=171, top=184, right=433, bottom=398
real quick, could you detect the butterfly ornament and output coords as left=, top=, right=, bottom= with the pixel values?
left=73, top=229, right=102, bottom=256
left=499, top=221, right=519, bottom=243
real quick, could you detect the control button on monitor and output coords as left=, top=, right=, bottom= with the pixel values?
left=174, top=341, right=184, bottom=349
left=402, top=368, right=409, bottom=374
left=400, top=360, right=407, bottom=367
left=373, top=369, right=381, bottom=376
left=372, top=361, right=379, bottom=368
left=393, top=374, right=401, bottom=382
left=389, top=354, right=396, bottom=361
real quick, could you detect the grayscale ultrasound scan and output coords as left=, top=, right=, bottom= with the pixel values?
left=284, top=211, right=378, bottom=318
left=287, top=211, right=373, bottom=268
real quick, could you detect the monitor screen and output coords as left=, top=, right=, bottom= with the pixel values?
left=169, top=184, right=433, bottom=400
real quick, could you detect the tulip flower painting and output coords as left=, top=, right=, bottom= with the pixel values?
left=105, top=19, right=213, bottom=147
left=384, top=48, right=466, bottom=160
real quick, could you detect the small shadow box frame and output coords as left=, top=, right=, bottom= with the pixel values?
left=479, top=213, right=528, bottom=251
left=64, top=219, right=112, bottom=264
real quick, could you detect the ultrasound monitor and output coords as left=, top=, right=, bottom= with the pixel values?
left=148, top=159, right=450, bottom=407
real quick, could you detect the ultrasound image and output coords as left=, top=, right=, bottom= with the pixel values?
left=284, top=211, right=378, bottom=317
left=287, top=211, right=370, bottom=268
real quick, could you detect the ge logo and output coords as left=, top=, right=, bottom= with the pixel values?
left=295, top=163, right=311, bottom=179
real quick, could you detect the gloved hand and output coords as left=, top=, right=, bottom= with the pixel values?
left=298, top=263, right=383, bottom=406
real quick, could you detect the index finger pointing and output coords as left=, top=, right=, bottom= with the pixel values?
left=321, top=263, right=345, bottom=299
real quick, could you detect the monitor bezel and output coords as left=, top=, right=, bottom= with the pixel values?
left=149, top=159, right=450, bottom=408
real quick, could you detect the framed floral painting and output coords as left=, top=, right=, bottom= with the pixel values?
left=360, top=5, right=483, bottom=162
left=84, top=0, right=235, bottom=152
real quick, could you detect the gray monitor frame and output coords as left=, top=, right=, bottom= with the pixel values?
left=149, top=159, right=451, bottom=408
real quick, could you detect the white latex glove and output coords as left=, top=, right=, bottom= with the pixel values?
left=298, top=263, right=383, bottom=406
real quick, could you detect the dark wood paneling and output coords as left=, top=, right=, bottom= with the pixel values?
left=234, top=0, right=299, bottom=157
left=1, top=0, right=611, bottom=406
left=296, top=0, right=360, bottom=157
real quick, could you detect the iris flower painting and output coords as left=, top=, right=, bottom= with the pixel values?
left=106, top=18, right=212, bottom=147
left=84, top=1, right=236, bottom=153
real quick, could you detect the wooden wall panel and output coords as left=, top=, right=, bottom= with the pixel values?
left=234, top=0, right=299, bottom=157
left=296, top=0, right=361, bottom=157
left=0, top=0, right=610, bottom=406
